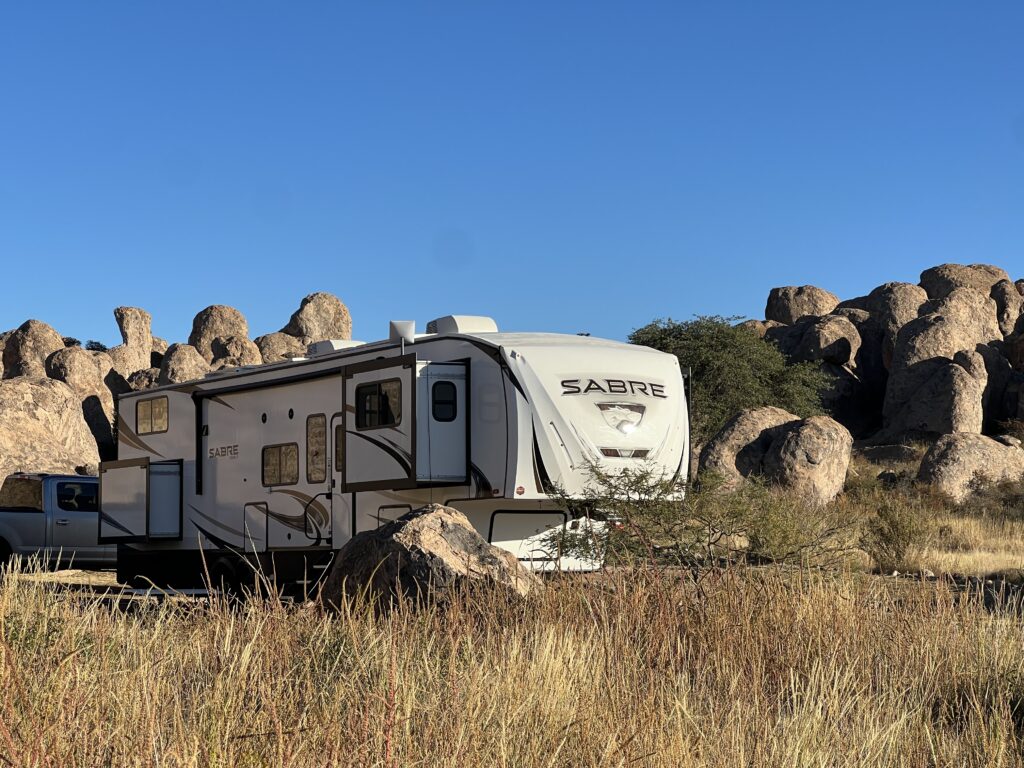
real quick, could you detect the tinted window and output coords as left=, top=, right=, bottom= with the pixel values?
left=56, top=482, right=98, bottom=513
left=335, top=424, right=344, bottom=471
left=307, top=414, right=327, bottom=484
left=432, top=381, right=457, bottom=422
left=137, top=396, right=168, bottom=435
left=262, top=444, right=299, bottom=486
left=355, top=380, right=402, bottom=429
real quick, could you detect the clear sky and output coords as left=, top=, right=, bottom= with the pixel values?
left=1, top=2, right=1022, bottom=347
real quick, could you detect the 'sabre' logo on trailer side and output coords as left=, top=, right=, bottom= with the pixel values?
left=596, top=403, right=645, bottom=434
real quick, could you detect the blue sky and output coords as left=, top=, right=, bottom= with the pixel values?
left=1, top=2, right=1022, bottom=346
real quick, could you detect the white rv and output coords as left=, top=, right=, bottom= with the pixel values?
left=99, top=316, right=689, bottom=589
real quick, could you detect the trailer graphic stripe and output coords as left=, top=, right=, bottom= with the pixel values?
left=100, top=512, right=135, bottom=536
left=116, top=414, right=165, bottom=458
left=346, top=431, right=412, bottom=475
left=188, top=504, right=245, bottom=538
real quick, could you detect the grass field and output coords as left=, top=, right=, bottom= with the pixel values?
left=3, top=562, right=1024, bottom=767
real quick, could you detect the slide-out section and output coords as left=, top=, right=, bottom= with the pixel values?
left=99, top=458, right=183, bottom=543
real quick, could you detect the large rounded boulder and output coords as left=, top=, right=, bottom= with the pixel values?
left=919, top=263, right=1010, bottom=301
left=158, top=343, right=211, bottom=385
left=0, top=378, right=100, bottom=478
left=760, top=415, right=853, bottom=507
left=189, top=305, right=249, bottom=362
left=765, top=286, right=840, bottom=325
left=45, top=346, right=130, bottom=460
left=319, top=504, right=542, bottom=608
left=917, top=433, right=1024, bottom=502
left=864, top=282, right=929, bottom=369
left=699, top=407, right=801, bottom=488
left=210, top=336, right=262, bottom=369
left=281, top=292, right=352, bottom=343
left=2, top=320, right=65, bottom=379
left=255, top=332, right=307, bottom=364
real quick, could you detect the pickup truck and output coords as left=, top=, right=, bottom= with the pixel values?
left=0, top=473, right=115, bottom=568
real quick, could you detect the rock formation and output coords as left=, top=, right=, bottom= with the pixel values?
left=0, top=377, right=100, bottom=479
left=917, top=433, right=1024, bottom=502
left=319, top=505, right=542, bottom=607
left=2, top=320, right=64, bottom=379
left=158, top=343, right=210, bottom=385
left=189, top=305, right=249, bottom=363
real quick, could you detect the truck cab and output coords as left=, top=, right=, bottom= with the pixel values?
left=0, top=474, right=115, bottom=568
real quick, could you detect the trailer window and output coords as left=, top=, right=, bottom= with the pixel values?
left=335, top=425, right=344, bottom=471
left=262, top=443, right=299, bottom=486
left=432, top=381, right=457, bottom=422
left=56, top=482, right=99, bottom=513
left=307, top=414, right=327, bottom=484
left=355, top=380, right=402, bottom=429
left=137, top=396, right=168, bottom=435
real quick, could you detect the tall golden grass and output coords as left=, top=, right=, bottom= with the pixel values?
left=3, top=565, right=1024, bottom=766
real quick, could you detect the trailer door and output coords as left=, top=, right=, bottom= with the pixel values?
left=343, top=355, right=417, bottom=492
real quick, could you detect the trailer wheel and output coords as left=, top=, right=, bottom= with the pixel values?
left=0, top=540, right=11, bottom=575
left=208, top=557, right=243, bottom=603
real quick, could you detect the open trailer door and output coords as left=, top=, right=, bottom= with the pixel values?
left=343, top=354, right=417, bottom=492
left=99, top=458, right=182, bottom=543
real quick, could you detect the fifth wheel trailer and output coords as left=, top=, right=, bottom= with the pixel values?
left=99, top=315, right=689, bottom=589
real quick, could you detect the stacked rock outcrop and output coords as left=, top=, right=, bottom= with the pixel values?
left=724, top=262, right=1024, bottom=500
left=0, top=292, right=351, bottom=477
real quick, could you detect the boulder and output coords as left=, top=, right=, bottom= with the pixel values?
left=881, top=357, right=985, bottom=438
left=128, top=368, right=161, bottom=391
left=991, top=280, right=1023, bottom=337
left=107, top=307, right=153, bottom=378
left=1017, top=279, right=1024, bottom=298
left=792, top=314, right=861, bottom=367
left=45, top=347, right=130, bottom=460
left=765, top=286, right=839, bottom=325
left=158, top=344, right=210, bottom=385
left=761, top=415, right=853, bottom=506
left=2, top=320, right=64, bottom=379
left=919, top=263, right=1011, bottom=301
left=281, top=292, right=352, bottom=343
left=319, top=505, right=542, bottom=607
left=864, top=282, right=929, bottom=370
left=189, top=305, right=249, bottom=362
left=210, top=336, right=262, bottom=368
left=255, top=332, right=307, bottom=364
left=764, top=316, right=816, bottom=360
left=1007, top=332, right=1024, bottom=372
left=0, top=378, right=100, bottom=478
left=917, top=433, right=1024, bottom=502
left=698, top=407, right=801, bottom=487
left=890, top=289, right=999, bottom=372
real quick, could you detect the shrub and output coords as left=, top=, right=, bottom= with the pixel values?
left=860, top=495, right=934, bottom=573
left=629, top=316, right=831, bottom=445
left=61, top=336, right=81, bottom=347
left=85, top=340, right=108, bottom=352
left=546, top=463, right=858, bottom=569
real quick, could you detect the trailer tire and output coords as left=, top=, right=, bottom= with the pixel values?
left=0, top=540, right=11, bottom=574
left=208, top=557, right=243, bottom=603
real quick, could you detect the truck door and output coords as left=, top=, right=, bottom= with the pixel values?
left=50, top=479, right=109, bottom=564
left=343, top=355, right=417, bottom=492
left=416, top=362, right=468, bottom=484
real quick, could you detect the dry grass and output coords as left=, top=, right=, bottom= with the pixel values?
left=921, top=515, right=1024, bottom=577
left=3, top=565, right=1024, bottom=766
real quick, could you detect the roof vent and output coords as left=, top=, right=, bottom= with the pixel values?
left=307, top=340, right=366, bottom=356
left=426, top=315, right=498, bottom=334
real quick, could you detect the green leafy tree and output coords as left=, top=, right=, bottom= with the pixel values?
left=629, top=316, right=831, bottom=446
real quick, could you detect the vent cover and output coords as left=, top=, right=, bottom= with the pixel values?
left=426, top=315, right=498, bottom=334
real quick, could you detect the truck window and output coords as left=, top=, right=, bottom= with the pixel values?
left=355, top=380, right=401, bottom=429
left=262, top=443, right=299, bottom=486
left=56, top=482, right=99, bottom=513
left=0, top=476, right=43, bottom=511
left=307, top=414, right=327, bottom=484
left=137, top=396, right=169, bottom=435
